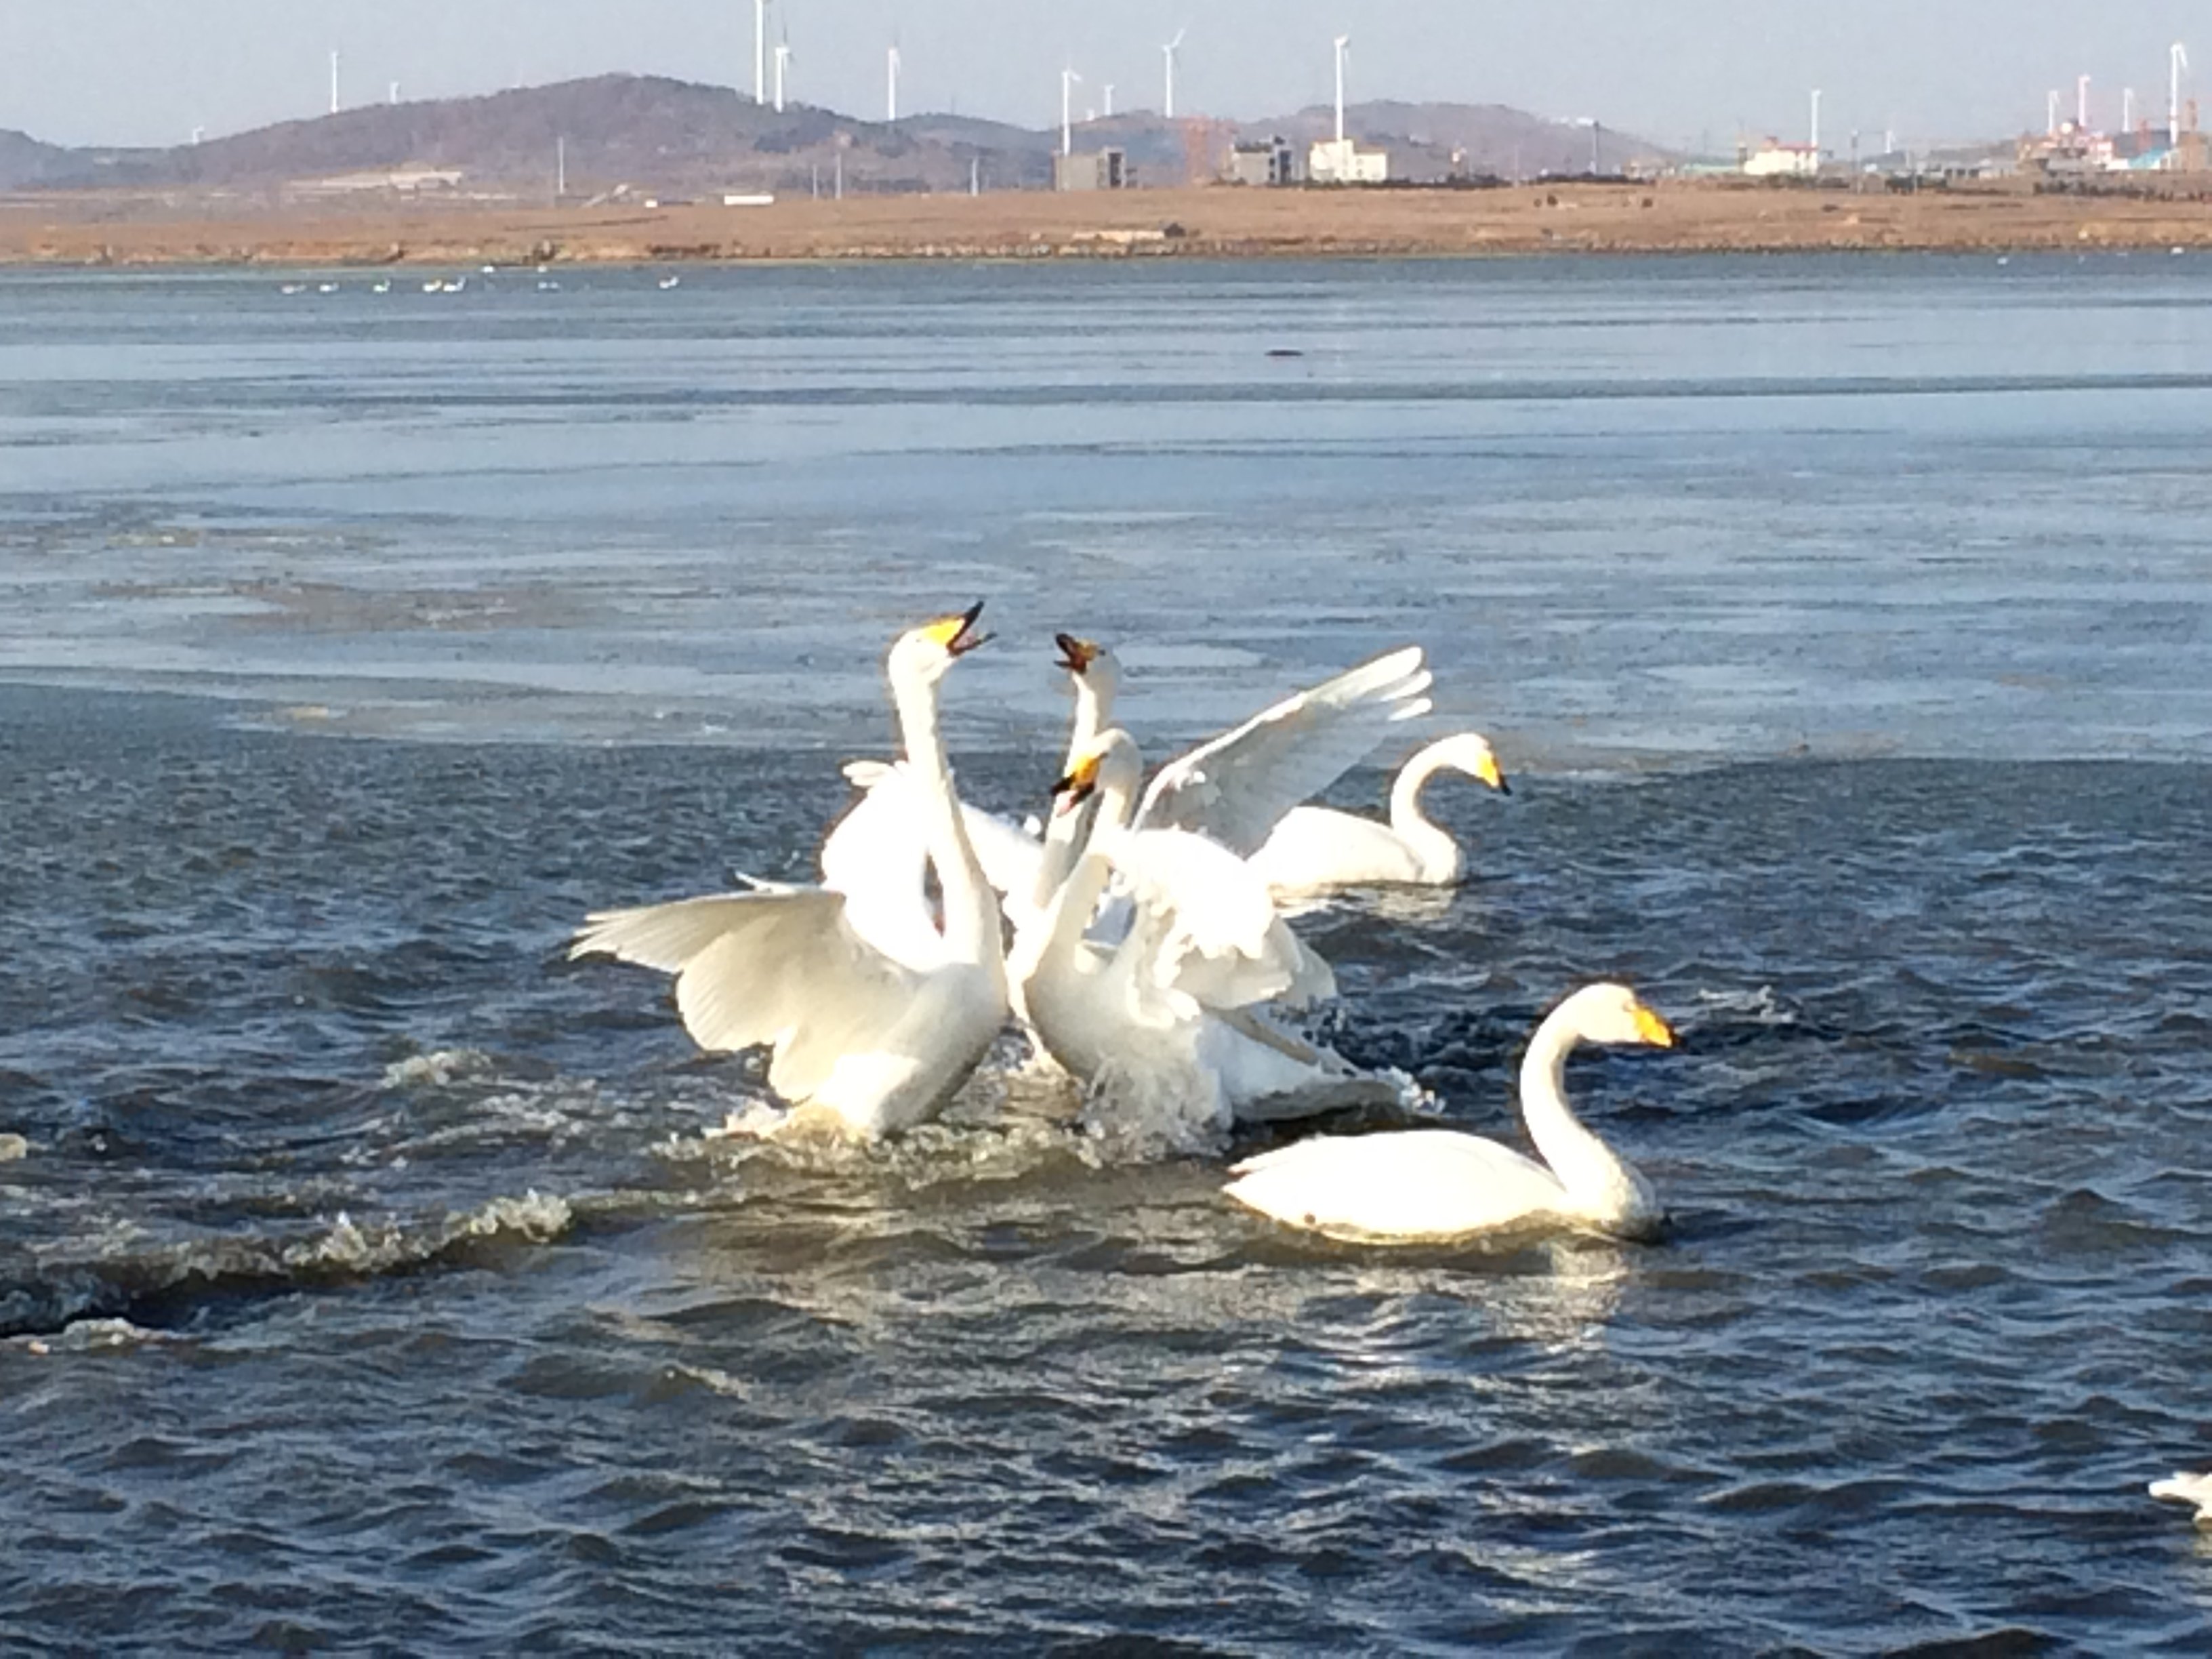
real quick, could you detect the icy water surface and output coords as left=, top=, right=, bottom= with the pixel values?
left=2, top=260, right=2211, bottom=1653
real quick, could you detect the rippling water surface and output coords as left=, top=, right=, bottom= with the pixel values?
left=3, top=259, right=2211, bottom=1653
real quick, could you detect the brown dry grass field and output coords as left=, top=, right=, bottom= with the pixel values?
left=5, top=178, right=2211, bottom=266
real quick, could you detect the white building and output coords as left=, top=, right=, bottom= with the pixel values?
left=1309, top=137, right=1388, bottom=184
left=1742, top=141, right=1820, bottom=178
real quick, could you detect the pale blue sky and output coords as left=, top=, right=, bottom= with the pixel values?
left=5, top=1, right=2204, bottom=153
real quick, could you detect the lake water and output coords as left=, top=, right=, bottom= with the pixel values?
left=1, top=257, right=2210, bottom=1653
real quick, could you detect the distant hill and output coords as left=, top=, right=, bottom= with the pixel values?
left=0, top=75, right=1677, bottom=199
left=0, top=128, right=81, bottom=190
left=3, top=75, right=1059, bottom=199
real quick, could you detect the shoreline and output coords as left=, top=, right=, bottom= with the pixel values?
left=5, top=179, right=2212, bottom=266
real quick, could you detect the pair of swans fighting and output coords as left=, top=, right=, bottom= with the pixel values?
left=572, top=603, right=1677, bottom=1243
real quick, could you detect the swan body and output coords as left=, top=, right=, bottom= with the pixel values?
left=2150, top=1472, right=2212, bottom=1524
left=1224, top=982, right=1674, bottom=1242
left=1015, top=730, right=1393, bottom=1140
left=571, top=605, right=1006, bottom=1138
left=1247, top=732, right=1508, bottom=894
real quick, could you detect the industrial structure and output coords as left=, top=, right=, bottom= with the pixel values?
left=1054, top=148, right=1130, bottom=190
left=1229, top=136, right=1300, bottom=186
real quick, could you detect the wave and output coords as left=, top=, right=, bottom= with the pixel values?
left=0, top=1190, right=572, bottom=1343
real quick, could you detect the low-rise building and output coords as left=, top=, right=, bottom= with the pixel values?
left=1229, top=136, right=1300, bottom=186
left=1308, top=137, right=1388, bottom=184
left=1742, top=141, right=1819, bottom=178
left=1054, top=148, right=1130, bottom=191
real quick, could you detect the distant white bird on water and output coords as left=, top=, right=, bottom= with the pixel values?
left=1225, top=982, right=1676, bottom=1243
left=659, top=274, right=682, bottom=289
left=2150, top=1471, right=2212, bottom=1524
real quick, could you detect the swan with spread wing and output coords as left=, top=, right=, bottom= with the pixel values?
left=819, top=636, right=1435, bottom=938
left=1011, top=729, right=1398, bottom=1140
left=569, top=605, right=1006, bottom=1138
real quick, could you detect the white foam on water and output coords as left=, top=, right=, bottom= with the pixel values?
left=380, top=1048, right=499, bottom=1089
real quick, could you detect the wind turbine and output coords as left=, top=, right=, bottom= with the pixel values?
left=774, top=35, right=791, bottom=112
left=1809, top=87, right=1820, bottom=156
left=1104, top=83, right=1114, bottom=117
left=887, top=43, right=901, bottom=122
left=2173, top=43, right=2190, bottom=147
left=1062, top=66, right=1082, bottom=155
left=2047, top=88, right=2060, bottom=136
left=329, top=49, right=341, bottom=115
left=2077, top=73, right=2090, bottom=130
left=754, top=0, right=768, bottom=104
left=1332, top=35, right=1349, bottom=144
left=2125, top=86, right=2136, bottom=132
left=1162, top=28, right=1185, bottom=119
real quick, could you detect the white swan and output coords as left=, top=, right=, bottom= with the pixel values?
left=1012, top=729, right=1396, bottom=1138
left=1224, top=982, right=1675, bottom=1242
left=570, top=604, right=1007, bottom=1138
left=1246, top=732, right=1508, bottom=895
left=2150, top=1472, right=2212, bottom=1524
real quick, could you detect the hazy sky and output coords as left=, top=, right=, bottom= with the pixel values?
left=5, top=1, right=2205, bottom=152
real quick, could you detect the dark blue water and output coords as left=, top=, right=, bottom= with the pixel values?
left=3, top=260, right=2211, bottom=1654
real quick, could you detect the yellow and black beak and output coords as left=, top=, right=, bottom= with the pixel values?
left=1478, top=753, right=1511, bottom=797
left=1052, top=752, right=1103, bottom=816
left=1054, top=632, right=1100, bottom=674
left=921, top=600, right=992, bottom=657
left=1631, top=1004, right=1676, bottom=1048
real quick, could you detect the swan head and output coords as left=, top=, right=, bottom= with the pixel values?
left=888, top=602, right=991, bottom=685
left=1052, top=727, right=1141, bottom=817
left=1429, top=731, right=1509, bottom=795
left=1054, top=632, right=1122, bottom=701
left=1555, top=981, right=1675, bottom=1050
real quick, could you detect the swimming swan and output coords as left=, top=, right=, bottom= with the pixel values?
left=1246, top=732, right=1509, bottom=895
left=570, top=605, right=1006, bottom=1137
left=2150, top=1471, right=2212, bottom=1524
left=1014, top=729, right=1394, bottom=1134
left=1223, top=982, right=1675, bottom=1241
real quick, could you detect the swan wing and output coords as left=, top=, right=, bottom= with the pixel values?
left=819, top=762, right=945, bottom=971
left=1225, top=1128, right=1564, bottom=1239
left=1105, top=827, right=1324, bottom=1011
left=571, top=885, right=924, bottom=1103
left=821, top=758, right=1044, bottom=947
left=960, top=804, right=1049, bottom=913
left=1134, top=647, right=1433, bottom=855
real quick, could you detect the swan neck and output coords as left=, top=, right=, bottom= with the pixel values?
left=1039, top=848, right=1113, bottom=965
left=1517, top=1012, right=1635, bottom=1214
left=1388, top=741, right=1460, bottom=878
left=1038, top=677, right=1114, bottom=903
left=890, top=662, right=997, bottom=967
